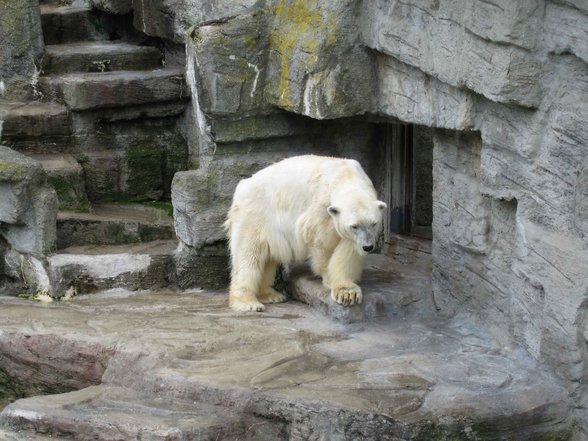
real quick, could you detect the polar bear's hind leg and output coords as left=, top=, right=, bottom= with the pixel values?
left=228, top=231, right=266, bottom=312
left=258, top=260, right=287, bottom=304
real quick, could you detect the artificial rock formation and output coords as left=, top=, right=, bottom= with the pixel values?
left=170, top=0, right=588, bottom=437
left=0, top=0, right=587, bottom=439
left=0, top=145, right=57, bottom=295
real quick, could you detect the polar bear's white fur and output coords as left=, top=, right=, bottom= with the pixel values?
left=225, top=155, right=386, bottom=312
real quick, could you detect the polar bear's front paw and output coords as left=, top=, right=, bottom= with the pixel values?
left=258, top=288, right=287, bottom=304
left=230, top=294, right=265, bottom=312
left=331, top=283, right=363, bottom=306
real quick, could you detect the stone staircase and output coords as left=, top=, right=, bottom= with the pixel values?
left=0, top=0, right=189, bottom=297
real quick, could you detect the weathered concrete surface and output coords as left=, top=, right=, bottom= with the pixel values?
left=0, top=0, right=44, bottom=101
left=287, top=244, right=434, bottom=324
left=0, top=285, right=573, bottom=440
left=0, top=102, right=71, bottom=154
left=0, top=146, right=57, bottom=297
left=40, top=68, right=188, bottom=111
left=132, top=0, right=258, bottom=43
left=56, top=203, right=175, bottom=249
left=48, top=240, right=177, bottom=296
left=40, top=4, right=136, bottom=45
left=28, top=153, right=88, bottom=211
left=181, top=3, right=588, bottom=437
left=43, top=41, right=163, bottom=74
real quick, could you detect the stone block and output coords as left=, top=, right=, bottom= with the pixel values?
left=0, top=0, right=44, bottom=101
left=0, top=184, right=20, bottom=225
left=210, top=112, right=327, bottom=144
left=41, top=69, right=187, bottom=111
left=56, top=203, right=175, bottom=249
left=0, top=102, right=70, bottom=139
left=0, top=146, right=57, bottom=256
left=543, top=1, right=588, bottom=64
left=3, top=249, right=52, bottom=295
left=29, top=154, right=88, bottom=211
left=90, top=0, right=132, bottom=14
left=174, top=241, right=229, bottom=290
left=133, top=0, right=258, bottom=43
left=48, top=240, right=176, bottom=295
left=40, top=4, right=136, bottom=45
left=441, top=0, right=544, bottom=50
left=362, top=0, right=544, bottom=108
left=43, top=42, right=162, bottom=75
left=0, top=146, right=56, bottom=296
left=375, top=54, right=475, bottom=130
left=80, top=150, right=123, bottom=201
left=171, top=157, right=268, bottom=248
left=187, top=9, right=271, bottom=118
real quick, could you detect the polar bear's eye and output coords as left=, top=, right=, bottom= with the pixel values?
left=371, top=222, right=377, bottom=227
left=351, top=225, right=359, bottom=230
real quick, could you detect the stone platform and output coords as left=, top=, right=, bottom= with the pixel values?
left=0, top=249, right=572, bottom=441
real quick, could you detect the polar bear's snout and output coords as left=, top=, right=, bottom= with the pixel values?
left=354, top=226, right=376, bottom=255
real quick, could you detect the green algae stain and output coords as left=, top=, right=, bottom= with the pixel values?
left=0, top=160, right=29, bottom=182
left=269, top=0, right=323, bottom=110
left=268, top=0, right=342, bottom=112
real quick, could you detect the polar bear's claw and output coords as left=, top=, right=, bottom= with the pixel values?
left=258, top=288, right=287, bottom=304
left=331, top=284, right=363, bottom=306
left=230, top=297, right=266, bottom=312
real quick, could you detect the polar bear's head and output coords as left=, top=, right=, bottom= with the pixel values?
left=327, top=192, right=387, bottom=255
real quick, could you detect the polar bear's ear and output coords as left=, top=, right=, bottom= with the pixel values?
left=327, top=206, right=340, bottom=217
left=376, top=201, right=387, bottom=210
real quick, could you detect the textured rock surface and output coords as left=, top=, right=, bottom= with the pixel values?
left=132, top=0, right=258, bottom=43
left=29, top=154, right=88, bottom=211
left=1, top=0, right=587, bottom=437
left=179, top=1, right=588, bottom=437
left=287, top=248, right=435, bottom=324
left=0, top=146, right=57, bottom=295
left=56, top=203, right=175, bottom=249
left=0, top=289, right=573, bottom=440
left=0, top=0, right=44, bottom=101
left=48, top=240, right=176, bottom=296
left=0, top=146, right=57, bottom=257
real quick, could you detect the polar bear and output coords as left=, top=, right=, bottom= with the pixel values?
left=225, top=155, right=386, bottom=312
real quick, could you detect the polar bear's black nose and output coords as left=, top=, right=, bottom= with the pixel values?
left=363, top=245, right=374, bottom=252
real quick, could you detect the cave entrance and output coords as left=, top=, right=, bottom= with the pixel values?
left=378, top=123, right=433, bottom=243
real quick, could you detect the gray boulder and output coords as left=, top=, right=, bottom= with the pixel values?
left=0, top=146, right=57, bottom=295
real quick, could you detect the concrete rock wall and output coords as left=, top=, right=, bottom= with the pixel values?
left=17, top=0, right=582, bottom=434
left=166, top=0, right=588, bottom=436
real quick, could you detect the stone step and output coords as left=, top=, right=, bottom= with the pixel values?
left=79, top=144, right=184, bottom=202
left=285, top=250, right=435, bottom=323
left=0, top=102, right=71, bottom=152
left=40, top=68, right=188, bottom=111
left=0, top=385, right=277, bottom=440
left=39, top=0, right=72, bottom=5
left=40, top=5, right=133, bottom=45
left=0, top=102, right=70, bottom=137
left=56, top=203, right=175, bottom=249
left=48, top=240, right=177, bottom=296
left=27, top=153, right=89, bottom=211
left=43, top=42, right=163, bottom=74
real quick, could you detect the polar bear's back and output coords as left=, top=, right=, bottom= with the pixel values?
left=242, top=154, right=369, bottom=195
left=227, top=155, right=374, bottom=263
